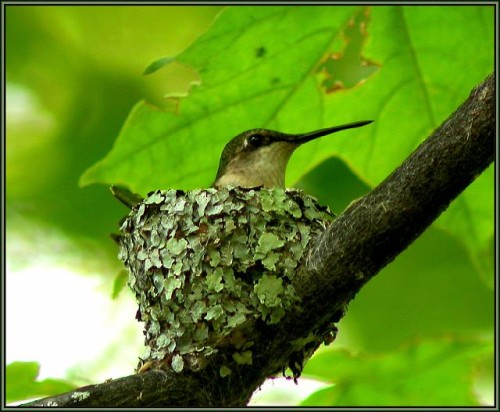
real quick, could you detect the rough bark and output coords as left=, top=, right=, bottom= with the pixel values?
left=21, top=73, right=495, bottom=407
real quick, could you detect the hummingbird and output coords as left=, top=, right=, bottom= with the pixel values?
left=213, top=120, right=373, bottom=189
left=111, top=120, right=373, bottom=209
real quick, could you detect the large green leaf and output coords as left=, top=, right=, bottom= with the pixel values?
left=80, top=6, right=493, bottom=280
left=80, top=5, right=364, bottom=192
left=301, top=337, right=491, bottom=406
left=81, top=5, right=492, bottom=190
left=6, top=362, right=77, bottom=404
left=347, top=6, right=494, bottom=280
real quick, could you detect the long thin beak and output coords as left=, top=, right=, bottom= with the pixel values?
left=282, top=120, right=373, bottom=144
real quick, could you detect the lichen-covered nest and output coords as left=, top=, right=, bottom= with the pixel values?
left=117, top=186, right=334, bottom=375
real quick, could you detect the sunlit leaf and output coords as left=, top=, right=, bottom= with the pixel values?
left=79, top=6, right=362, bottom=192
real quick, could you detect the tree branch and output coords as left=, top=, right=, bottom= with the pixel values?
left=21, top=73, right=494, bottom=407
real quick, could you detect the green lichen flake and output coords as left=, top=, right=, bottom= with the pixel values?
left=117, top=186, right=334, bottom=374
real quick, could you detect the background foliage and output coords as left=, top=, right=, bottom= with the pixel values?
left=6, top=5, right=494, bottom=406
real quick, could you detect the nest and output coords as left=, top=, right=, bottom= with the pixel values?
left=117, top=186, right=334, bottom=375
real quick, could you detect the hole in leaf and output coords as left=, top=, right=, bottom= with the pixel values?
left=317, top=7, right=379, bottom=93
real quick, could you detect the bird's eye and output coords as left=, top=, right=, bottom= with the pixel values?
left=247, top=134, right=264, bottom=147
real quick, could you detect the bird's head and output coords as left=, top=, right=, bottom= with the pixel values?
left=213, top=120, right=373, bottom=189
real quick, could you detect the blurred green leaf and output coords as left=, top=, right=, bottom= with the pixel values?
left=365, top=241, right=490, bottom=352
left=112, top=270, right=129, bottom=299
left=6, top=361, right=77, bottom=404
left=6, top=6, right=220, bottom=241
left=301, top=337, right=491, bottom=406
left=436, top=165, right=494, bottom=285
